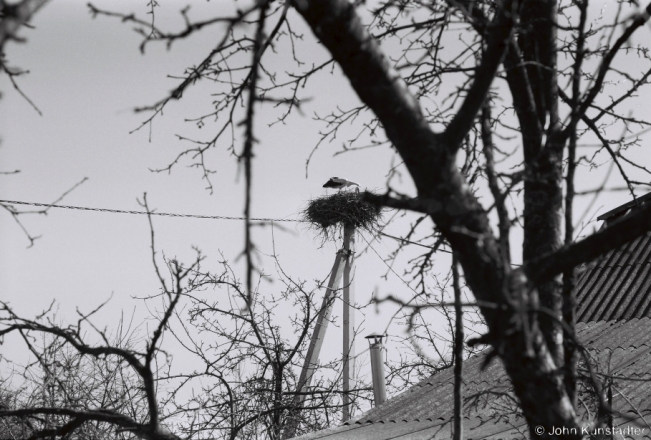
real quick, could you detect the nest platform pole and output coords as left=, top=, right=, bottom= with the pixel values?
left=295, top=190, right=379, bottom=434
left=342, top=224, right=356, bottom=423
left=283, top=248, right=346, bottom=439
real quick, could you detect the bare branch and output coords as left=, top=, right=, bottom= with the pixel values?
left=527, top=201, right=651, bottom=284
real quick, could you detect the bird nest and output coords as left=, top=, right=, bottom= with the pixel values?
left=303, top=191, right=382, bottom=241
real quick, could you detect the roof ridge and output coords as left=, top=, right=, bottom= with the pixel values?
left=597, top=191, right=651, bottom=221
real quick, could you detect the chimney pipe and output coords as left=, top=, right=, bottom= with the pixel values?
left=365, top=334, right=387, bottom=406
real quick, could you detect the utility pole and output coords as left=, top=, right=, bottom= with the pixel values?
left=290, top=182, right=376, bottom=437
left=342, top=224, right=356, bottom=423
left=283, top=230, right=353, bottom=438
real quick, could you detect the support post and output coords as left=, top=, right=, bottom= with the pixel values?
left=453, top=253, right=464, bottom=440
left=283, top=247, right=347, bottom=439
left=342, top=224, right=356, bottom=422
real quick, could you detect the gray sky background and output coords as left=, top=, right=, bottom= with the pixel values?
left=1, top=0, right=447, bottom=379
left=2, top=0, right=650, bottom=397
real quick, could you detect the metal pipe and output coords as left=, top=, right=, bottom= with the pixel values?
left=365, top=334, right=387, bottom=406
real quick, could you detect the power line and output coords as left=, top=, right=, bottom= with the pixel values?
left=378, top=231, right=451, bottom=252
left=0, top=199, right=306, bottom=223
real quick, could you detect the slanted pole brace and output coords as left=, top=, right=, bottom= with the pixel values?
left=283, top=243, right=348, bottom=438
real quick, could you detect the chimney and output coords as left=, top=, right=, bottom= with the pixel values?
left=365, top=334, right=387, bottom=407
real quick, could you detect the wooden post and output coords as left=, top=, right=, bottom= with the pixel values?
left=283, top=247, right=346, bottom=439
left=342, top=224, right=356, bottom=422
left=452, top=253, right=464, bottom=440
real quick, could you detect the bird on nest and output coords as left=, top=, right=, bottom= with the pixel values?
left=323, top=177, right=360, bottom=191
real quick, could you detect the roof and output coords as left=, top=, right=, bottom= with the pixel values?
left=575, top=229, right=651, bottom=323
left=596, top=191, right=651, bottom=221
left=575, top=192, right=651, bottom=322
left=295, top=319, right=651, bottom=440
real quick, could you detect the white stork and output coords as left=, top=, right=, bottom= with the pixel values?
left=323, top=177, right=359, bottom=190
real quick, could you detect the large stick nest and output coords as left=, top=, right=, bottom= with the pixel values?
left=303, top=191, right=382, bottom=240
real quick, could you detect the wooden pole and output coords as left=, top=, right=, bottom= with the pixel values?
left=453, top=253, right=464, bottom=440
left=283, top=248, right=346, bottom=439
left=342, top=224, right=356, bottom=422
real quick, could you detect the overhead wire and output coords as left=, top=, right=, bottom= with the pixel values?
left=3, top=199, right=473, bottom=262
left=2, top=198, right=467, bottom=266
left=4, top=197, right=482, bottom=339
left=0, top=199, right=306, bottom=223
left=4, top=197, right=485, bottom=360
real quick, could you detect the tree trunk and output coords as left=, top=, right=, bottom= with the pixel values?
left=292, top=0, right=583, bottom=436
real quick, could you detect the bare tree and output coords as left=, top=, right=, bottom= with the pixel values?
left=0, top=270, right=185, bottom=439
left=1, top=0, right=49, bottom=113
left=157, top=250, right=372, bottom=440
left=0, top=330, right=148, bottom=439
left=83, top=0, right=651, bottom=437
left=0, top=0, right=49, bottom=58
left=4, top=0, right=651, bottom=437
left=0, top=206, right=372, bottom=439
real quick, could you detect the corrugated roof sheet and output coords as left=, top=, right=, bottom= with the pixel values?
left=294, top=319, right=651, bottom=440
left=576, top=194, right=651, bottom=322
left=576, top=233, right=651, bottom=322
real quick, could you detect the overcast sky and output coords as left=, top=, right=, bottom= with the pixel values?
left=2, top=0, right=650, bottom=395
left=0, top=0, right=454, bottom=381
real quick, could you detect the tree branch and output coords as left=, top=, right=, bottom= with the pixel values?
left=442, top=0, right=519, bottom=151
left=570, top=2, right=651, bottom=134
left=0, top=0, right=49, bottom=50
left=527, top=201, right=651, bottom=284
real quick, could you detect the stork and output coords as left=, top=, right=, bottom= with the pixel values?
left=322, top=177, right=359, bottom=190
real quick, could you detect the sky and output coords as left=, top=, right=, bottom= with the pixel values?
left=2, top=0, right=651, bottom=411
left=0, top=0, right=452, bottom=392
